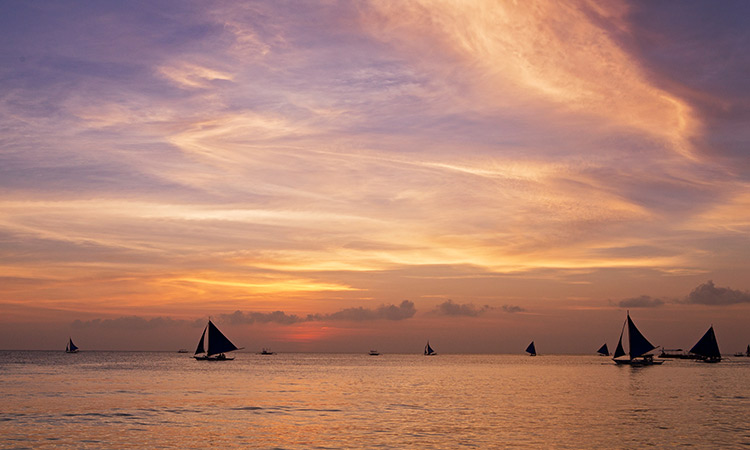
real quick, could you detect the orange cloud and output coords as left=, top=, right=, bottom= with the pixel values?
left=362, top=0, right=701, bottom=160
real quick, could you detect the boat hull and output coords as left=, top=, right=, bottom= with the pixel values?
left=194, top=354, right=234, bottom=361
left=613, top=358, right=664, bottom=366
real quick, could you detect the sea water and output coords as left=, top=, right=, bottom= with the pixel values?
left=1, top=351, right=749, bottom=449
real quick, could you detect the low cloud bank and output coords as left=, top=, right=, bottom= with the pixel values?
left=71, top=316, right=198, bottom=329
left=684, top=280, right=750, bottom=305
left=223, top=300, right=417, bottom=323
left=617, top=295, right=665, bottom=308
left=72, top=301, right=417, bottom=329
left=615, top=280, right=750, bottom=308
left=312, top=300, right=416, bottom=321
left=432, top=299, right=491, bottom=317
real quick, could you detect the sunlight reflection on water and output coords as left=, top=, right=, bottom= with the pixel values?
left=1, top=351, right=750, bottom=449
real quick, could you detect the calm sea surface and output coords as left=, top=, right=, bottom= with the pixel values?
left=2, top=351, right=749, bottom=449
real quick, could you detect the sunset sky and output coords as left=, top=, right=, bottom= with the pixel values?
left=2, top=1, right=750, bottom=353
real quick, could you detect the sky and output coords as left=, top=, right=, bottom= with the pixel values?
left=1, top=0, right=750, bottom=353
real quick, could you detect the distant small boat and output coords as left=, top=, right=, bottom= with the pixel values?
left=612, top=311, right=663, bottom=366
left=259, top=348, right=275, bottom=355
left=177, top=349, right=188, bottom=353
left=689, top=325, right=721, bottom=363
left=424, top=341, right=436, bottom=356
left=733, top=345, right=749, bottom=357
left=525, top=341, right=536, bottom=356
left=194, top=319, right=242, bottom=361
left=369, top=350, right=380, bottom=356
left=597, top=343, right=609, bottom=356
left=65, top=337, right=79, bottom=353
left=659, top=348, right=699, bottom=359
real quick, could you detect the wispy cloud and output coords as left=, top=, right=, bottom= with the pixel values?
left=362, top=1, right=700, bottom=160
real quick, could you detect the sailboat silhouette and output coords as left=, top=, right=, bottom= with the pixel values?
left=612, top=311, right=663, bottom=366
left=689, top=326, right=721, bottom=363
left=194, top=319, right=242, bottom=361
left=65, top=337, right=79, bottom=353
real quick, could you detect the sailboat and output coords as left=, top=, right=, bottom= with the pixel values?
left=689, top=326, right=721, bottom=363
left=194, top=319, right=242, bottom=361
left=65, top=337, right=79, bottom=353
left=735, top=345, right=750, bottom=357
left=612, top=311, right=663, bottom=366
left=525, top=341, right=536, bottom=356
left=597, top=343, right=610, bottom=356
left=424, top=341, right=436, bottom=356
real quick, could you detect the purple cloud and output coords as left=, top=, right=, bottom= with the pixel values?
left=684, top=280, right=750, bottom=306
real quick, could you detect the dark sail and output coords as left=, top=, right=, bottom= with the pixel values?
left=613, top=322, right=626, bottom=359
left=627, top=314, right=656, bottom=358
left=746, top=344, right=749, bottom=357
left=424, top=341, right=435, bottom=355
left=67, top=338, right=78, bottom=352
left=206, top=320, right=239, bottom=356
left=689, top=326, right=721, bottom=360
left=194, top=325, right=207, bottom=355
left=597, top=343, right=609, bottom=356
left=526, top=341, right=536, bottom=356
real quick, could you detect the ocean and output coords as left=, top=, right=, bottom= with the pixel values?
left=2, top=351, right=749, bottom=449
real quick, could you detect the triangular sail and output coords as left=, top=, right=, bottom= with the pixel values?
left=206, top=320, right=239, bottom=356
left=424, top=341, right=435, bottom=355
left=526, top=341, right=536, bottom=355
left=67, top=338, right=78, bottom=352
left=194, top=325, right=207, bottom=355
left=689, top=326, right=721, bottom=359
left=746, top=344, right=749, bottom=357
left=613, top=320, right=626, bottom=359
left=597, top=343, right=609, bottom=356
left=627, top=314, right=656, bottom=358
